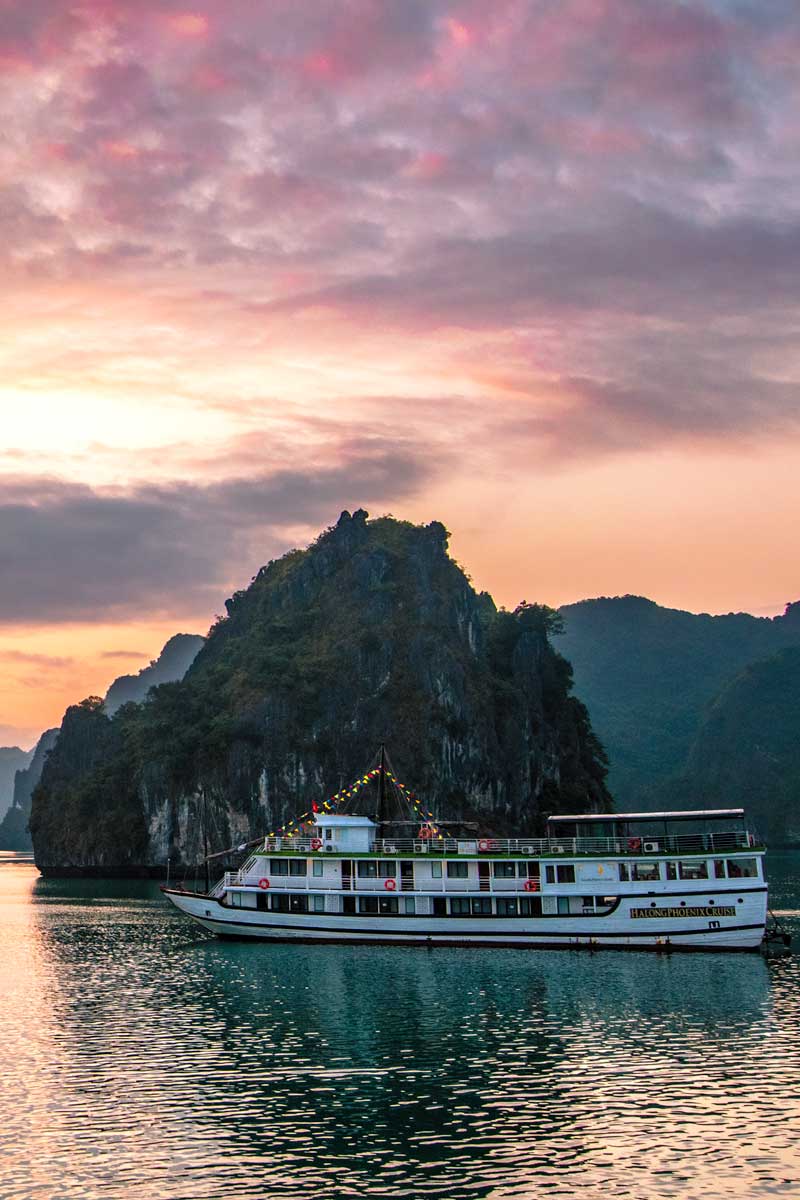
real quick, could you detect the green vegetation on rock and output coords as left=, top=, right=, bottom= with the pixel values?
left=31, top=511, right=610, bottom=874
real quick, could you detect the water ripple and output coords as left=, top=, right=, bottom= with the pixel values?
left=1, top=856, right=799, bottom=1200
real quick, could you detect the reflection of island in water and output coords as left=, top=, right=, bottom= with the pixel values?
left=17, top=865, right=800, bottom=1200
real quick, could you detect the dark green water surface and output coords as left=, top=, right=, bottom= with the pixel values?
left=2, top=852, right=800, bottom=1200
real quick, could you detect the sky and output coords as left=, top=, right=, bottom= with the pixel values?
left=1, top=0, right=800, bottom=746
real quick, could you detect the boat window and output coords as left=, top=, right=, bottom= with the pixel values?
left=447, top=861, right=469, bottom=878
left=727, top=858, right=758, bottom=878
left=312, top=860, right=324, bottom=877
left=312, top=895, right=325, bottom=912
left=582, top=896, right=595, bottom=908
left=289, top=860, right=307, bottom=876
left=519, top=896, right=543, bottom=916
left=257, top=894, right=268, bottom=912
left=431, top=863, right=443, bottom=879
left=325, top=828, right=333, bottom=841
left=290, top=894, right=308, bottom=912
left=471, top=898, right=493, bottom=916
left=665, top=862, right=677, bottom=880
left=450, top=898, right=471, bottom=915
left=433, top=897, right=446, bottom=916
left=270, top=894, right=291, bottom=912
left=358, top=897, right=379, bottom=914
left=357, top=861, right=378, bottom=878
left=545, top=865, right=556, bottom=884
left=714, top=859, right=727, bottom=879
left=493, top=862, right=516, bottom=878
left=619, top=863, right=629, bottom=882
left=632, top=863, right=660, bottom=882
left=518, top=861, right=540, bottom=877
left=270, top=859, right=289, bottom=875
left=403, top=897, right=416, bottom=914
left=678, top=860, right=709, bottom=880
left=228, top=892, right=241, bottom=907
left=496, top=898, right=518, bottom=916
left=557, top=897, right=570, bottom=914
left=557, top=865, right=576, bottom=884
left=378, top=862, right=396, bottom=879
left=379, top=897, right=398, bottom=915
left=342, top=896, right=356, bottom=914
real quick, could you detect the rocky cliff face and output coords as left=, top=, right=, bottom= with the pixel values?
left=31, top=511, right=610, bottom=875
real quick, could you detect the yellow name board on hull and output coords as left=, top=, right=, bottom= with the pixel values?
left=630, top=906, right=736, bottom=919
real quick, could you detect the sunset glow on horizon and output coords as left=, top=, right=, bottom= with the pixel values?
left=2, top=0, right=800, bottom=745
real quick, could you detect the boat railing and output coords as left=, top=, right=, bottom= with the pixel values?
left=245, top=830, right=757, bottom=857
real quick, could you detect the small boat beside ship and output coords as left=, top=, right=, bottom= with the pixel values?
left=162, top=756, right=776, bottom=952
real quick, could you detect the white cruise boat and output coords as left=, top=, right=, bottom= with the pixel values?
left=163, top=763, right=772, bottom=952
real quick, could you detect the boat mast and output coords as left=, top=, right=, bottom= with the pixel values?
left=376, top=742, right=387, bottom=828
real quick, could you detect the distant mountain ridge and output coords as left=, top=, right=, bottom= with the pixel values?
left=104, top=634, right=205, bottom=714
left=0, top=633, right=204, bottom=851
left=0, top=746, right=33, bottom=820
left=663, top=646, right=800, bottom=844
left=556, top=595, right=800, bottom=838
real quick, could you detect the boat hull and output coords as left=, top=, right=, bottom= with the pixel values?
left=162, top=888, right=767, bottom=951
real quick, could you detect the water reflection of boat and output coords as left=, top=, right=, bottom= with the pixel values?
left=163, top=755, right=772, bottom=952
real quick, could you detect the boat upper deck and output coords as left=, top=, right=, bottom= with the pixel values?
left=254, top=829, right=760, bottom=858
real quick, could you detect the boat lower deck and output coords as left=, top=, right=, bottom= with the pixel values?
left=163, top=887, right=767, bottom=951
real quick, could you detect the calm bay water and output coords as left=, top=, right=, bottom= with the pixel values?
left=1, top=853, right=799, bottom=1200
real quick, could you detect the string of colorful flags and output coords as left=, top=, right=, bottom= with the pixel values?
left=262, top=765, right=442, bottom=842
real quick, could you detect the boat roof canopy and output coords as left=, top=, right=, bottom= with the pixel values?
left=548, top=809, right=745, bottom=823
left=313, top=814, right=377, bottom=827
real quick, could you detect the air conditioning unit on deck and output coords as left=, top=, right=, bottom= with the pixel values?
left=643, top=840, right=660, bottom=853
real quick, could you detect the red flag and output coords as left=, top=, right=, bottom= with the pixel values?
left=312, top=801, right=320, bottom=813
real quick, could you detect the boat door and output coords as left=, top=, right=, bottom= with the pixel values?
left=478, top=861, right=491, bottom=891
left=400, top=861, right=414, bottom=891
left=341, top=860, right=352, bottom=890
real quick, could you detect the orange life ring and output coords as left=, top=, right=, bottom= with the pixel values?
left=627, top=837, right=642, bottom=852
left=418, top=826, right=433, bottom=839
left=258, top=878, right=270, bottom=890
left=478, top=839, right=492, bottom=852
left=311, top=838, right=322, bottom=851
left=524, top=878, right=539, bottom=892
left=384, top=878, right=397, bottom=891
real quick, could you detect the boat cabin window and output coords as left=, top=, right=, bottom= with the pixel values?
left=727, top=858, right=758, bottom=878
left=270, top=893, right=290, bottom=912
left=496, top=898, right=518, bottom=916
left=325, top=828, right=333, bottom=841
left=632, top=862, right=660, bottom=882
left=312, top=860, right=324, bottom=877
left=518, top=861, right=540, bottom=878
left=342, top=896, right=356, bottom=914
left=289, top=860, right=307, bottom=876
left=257, top=894, right=268, bottom=911
left=471, top=898, right=492, bottom=916
left=290, top=894, right=308, bottom=912
left=433, top=897, right=446, bottom=916
left=358, top=896, right=379, bottom=914
left=357, top=861, right=395, bottom=879
left=714, top=859, right=726, bottom=878
left=678, top=861, right=709, bottom=880
left=431, top=863, right=443, bottom=879
left=270, top=859, right=289, bottom=875
left=447, top=861, right=469, bottom=878
left=403, top=897, right=415, bottom=914
left=312, top=895, right=325, bottom=912
left=557, top=897, right=570, bottom=914
left=450, top=898, right=471, bottom=915
left=493, top=862, right=516, bottom=878
left=557, top=865, right=575, bottom=884
left=519, top=896, right=543, bottom=916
